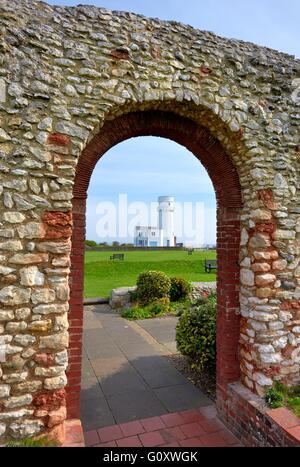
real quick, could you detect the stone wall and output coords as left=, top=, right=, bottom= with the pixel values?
left=0, top=0, right=299, bottom=444
left=218, top=382, right=300, bottom=447
left=109, top=282, right=217, bottom=309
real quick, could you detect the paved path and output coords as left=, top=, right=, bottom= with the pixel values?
left=81, top=304, right=242, bottom=447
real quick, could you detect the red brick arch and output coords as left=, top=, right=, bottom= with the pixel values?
left=67, top=111, right=242, bottom=419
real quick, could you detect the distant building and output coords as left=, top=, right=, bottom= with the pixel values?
left=135, top=196, right=176, bottom=247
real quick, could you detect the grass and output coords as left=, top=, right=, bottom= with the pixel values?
left=84, top=249, right=216, bottom=298
left=6, top=436, right=58, bottom=447
left=265, top=382, right=300, bottom=418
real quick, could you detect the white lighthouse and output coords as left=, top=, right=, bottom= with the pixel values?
left=158, top=196, right=175, bottom=247
left=134, top=196, right=176, bottom=247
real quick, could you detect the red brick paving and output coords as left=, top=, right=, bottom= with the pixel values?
left=84, top=407, right=243, bottom=447
left=140, top=415, right=165, bottom=432
left=116, top=436, right=143, bottom=447
left=119, top=420, right=145, bottom=437
left=139, top=431, right=165, bottom=447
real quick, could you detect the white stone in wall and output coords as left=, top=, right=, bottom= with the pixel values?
left=0, top=287, right=31, bottom=306
left=2, top=212, right=25, bottom=224
left=0, top=385, right=10, bottom=398
left=3, top=394, right=32, bottom=409
left=255, top=373, right=273, bottom=387
left=39, top=331, right=69, bottom=350
left=31, top=289, right=56, bottom=304
left=9, top=420, right=44, bottom=439
left=44, top=374, right=67, bottom=390
left=20, top=266, right=45, bottom=287
left=241, top=269, right=255, bottom=287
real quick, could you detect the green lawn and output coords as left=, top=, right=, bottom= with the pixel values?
left=84, top=249, right=216, bottom=298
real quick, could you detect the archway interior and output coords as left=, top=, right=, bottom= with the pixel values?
left=67, top=111, right=242, bottom=420
left=84, top=135, right=216, bottom=297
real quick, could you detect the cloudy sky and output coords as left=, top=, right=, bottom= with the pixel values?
left=47, top=1, right=299, bottom=245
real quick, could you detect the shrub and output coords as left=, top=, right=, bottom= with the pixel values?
left=176, top=296, right=216, bottom=370
left=136, top=270, right=171, bottom=306
left=85, top=240, right=98, bottom=247
left=169, top=277, right=191, bottom=302
left=148, top=297, right=170, bottom=316
left=121, top=306, right=153, bottom=320
left=122, top=297, right=171, bottom=320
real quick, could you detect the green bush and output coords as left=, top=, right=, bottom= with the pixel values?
left=136, top=270, right=171, bottom=306
left=176, top=296, right=216, bottom=370
left=85, top=240, right=98, bottom=247
left=169, top=277, right=191, bottom=302
left=148, top=297, right=170, bottom=316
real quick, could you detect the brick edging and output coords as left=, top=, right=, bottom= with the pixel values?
left=218, top=382, right=300, bottom=447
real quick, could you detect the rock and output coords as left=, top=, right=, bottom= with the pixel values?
left=27, top=320, right=52, bottom=333
left=36, top=242, right=71, bottom=254
left=13, top=334, right=36, bottom=346
left=0, top=128, right=11, bottom=142
left=251, top=263, right=270, bottom=272
left=272, top=259, right=287, bottom=271
left=14, top=381, right=42, bottom=394
left=47, top=406, right=67, bottom=428
left=17, top=222, right=46, bottom=239
left=35, top=366, right=64, bottom=377
left=55, top=350, right=68, bottom=366
left=241, top=269, right=255, bottom=287
left=0, top=240, right=22, bottom=251
left=31, top=289, right=56, bottom=304
left=274, top=174, right=288, bottom=189
left=0, top=384, right=10, bottom=398
left=2, top=212, right=25, bottom=223
left=9, top=420, right=44, bottom=439
left=20, top=266, right=45, bottom=286
left=0, top=422, right=6, bottom=437
left=15, top=308, right=30, bottom=320
left=4, top=394, right=32, bottom=409
left=249, top=234, right=271, bottom=249
left=0, top=266, right=15, bottom=276
left=255, top=274, right=277, bottom=287
left=255, top=373, right=273, bottom=387
left=39, top=331, right=69, bottom=350
left=9, top=253, right=49, bottom=265
left=44, top=374, right=67, bottom=390
left=32, top=302, right=67, bottom=315
left=0, top=286, right=31, bottom=306
left=38, top=117, right=52, bottom=131
left=6, top=321, right=27, bottom=333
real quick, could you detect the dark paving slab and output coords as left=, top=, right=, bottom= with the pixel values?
left=137, top=364, right=188, bottom=389
left=154, top=383, right=212, bottom=412
left=136, top=316, right=178, bottom=344
left=106, top=390, right=168, bottom=424
left=80, top=393, right=115, bottom=431
left=80, top=304, right=213, bottom=432
left=99, top=367, right=148, bottom=397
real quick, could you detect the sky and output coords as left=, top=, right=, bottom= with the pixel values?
left=47, top=0, right=300, bottom=245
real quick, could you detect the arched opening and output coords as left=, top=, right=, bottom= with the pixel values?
left=67, top=111, right=242, bottom=421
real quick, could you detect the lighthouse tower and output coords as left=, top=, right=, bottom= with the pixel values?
left=158, top=196, right=175, bottom=247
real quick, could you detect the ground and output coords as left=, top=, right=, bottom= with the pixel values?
left=81, top=304, right=242, bottom=447
left=84, top=249, right=216, bottom=297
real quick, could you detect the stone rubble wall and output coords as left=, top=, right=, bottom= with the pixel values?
left=0, top=0, right=298, bottom=443
left=110, top=282, right=217, bottom=309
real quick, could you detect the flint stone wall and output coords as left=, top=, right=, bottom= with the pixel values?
left=0, top=0, right=299, bottom=444
left=109, top=282, right=217, bottom=309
